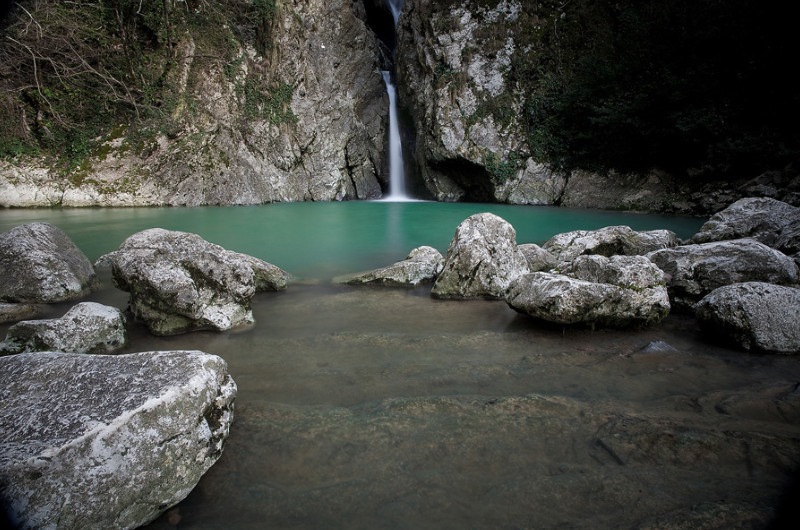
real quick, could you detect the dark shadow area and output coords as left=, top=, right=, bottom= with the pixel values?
left=768, top=469, right=800, bottom=529
left=429, top=156, right=494, bottom=202
left=361, top=0, right=396, bottom=69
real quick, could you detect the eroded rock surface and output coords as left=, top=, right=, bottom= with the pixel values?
left=0, top=223, right=97, bottom=303
left=0, top=302, right=126, bottom=355
left=432, top=213, right=528, bottom=299
left=695, top=282, right=800, bottom=354
left=543, top=225, right=679, bottom=263
left=647, top=239, right=800, bottom=310
left=506, top=255, right=670, bottom=327
left=0, top=350, right=236, bottom=530
left=105, top=228, right=289, bottom=335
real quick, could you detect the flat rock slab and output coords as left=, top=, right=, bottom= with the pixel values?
left=336, top=246, right=444, bottom=287
left=0, top=350, right=236, bottom=530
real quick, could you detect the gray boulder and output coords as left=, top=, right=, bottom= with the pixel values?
left=506, top=255, right=670, bottom=328
left=690, top=198, right=800, bottom=257
left=695, top=282, right=800, bottom=354
left=647, top=239, right=800, bottom=310
left=518, top=243, right=557, bottom=272
left=337, top=246, right=444, bottom=287
left=0, top=222, right=97, bottom=303
left=0, top=350, right=236, bottom=530
left=432, top=213, right=529, bottom=299
left=0, top=303, right=48, bottom=324
left=105, top=228, right=288, bottom=335
left=0, top=302, right=126, bottom=355
left=543, top=225, right=679, bottom=263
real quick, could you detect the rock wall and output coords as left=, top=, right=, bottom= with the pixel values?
left=395, top=0, right=800, bottom=212
left=0, top=0, right=388, bottom=207
left=396, top=0, right=537, bottom=203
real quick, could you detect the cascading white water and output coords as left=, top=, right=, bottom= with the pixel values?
left=386, top=0, right=403, bottom=26
left=380, top=0, right=411, bottom=201
left=381, top=70, right=408, bottom=200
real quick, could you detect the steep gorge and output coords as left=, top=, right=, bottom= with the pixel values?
left=1, top=0, right=797, bottom=211
left=0, top=0, right=389, bottom=206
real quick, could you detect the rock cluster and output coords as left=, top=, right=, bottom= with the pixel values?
left=0, top=350, right=236, bottom=530
left=0, top=222, right=302, bottom=528
left=342, top=197, right=800, bottom=352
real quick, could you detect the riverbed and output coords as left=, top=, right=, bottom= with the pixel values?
left=2, top=202, right=799, bottom=528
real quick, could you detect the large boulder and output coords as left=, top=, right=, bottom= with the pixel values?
left=337, top=246, right=444, bottom=287
left=0, top=302, right=127, bottom=355
left=0, top=223, right=97, bottom=303
left=506, top=255, right=670, bottom=327
left=105, top=228, right=289, bottom=335
left=690, top=198, right=800, bottom=254
left=647, top=239, right=800, bottom=310
left=0, top=350, right=236, bottom=530
left=543, top=225, right=679, bottom=263
left=431, top=213, right=528, bottom=299
left=695, top=283, right=800, bottom=354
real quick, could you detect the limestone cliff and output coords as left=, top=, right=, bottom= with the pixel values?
left=0, top=0, right=388, bottom=206
left=396, top=0, right=799, bottom=211
left=396, top=0, right=560, bottom=204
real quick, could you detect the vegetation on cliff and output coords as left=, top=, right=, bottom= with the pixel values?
left=511, top=0, right=798, bottom=179
left=0, top=0, right=282, bottom=170
left=1, top=0, right=797, bottom=189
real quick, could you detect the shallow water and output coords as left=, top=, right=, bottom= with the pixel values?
left=2, top=203, right=799, bottom=528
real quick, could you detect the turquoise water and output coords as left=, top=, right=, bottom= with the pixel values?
left=0, top=202, right=704, bottom=280
left=7, top=203, right=797, bottom=529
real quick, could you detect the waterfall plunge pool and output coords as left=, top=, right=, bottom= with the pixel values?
left=2, top=202, right=799, bottom=529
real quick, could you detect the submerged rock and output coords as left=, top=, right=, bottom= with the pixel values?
left=0, top=222, right=97, bottom=303
left=506, top=255, right=670, bottom=328
left=105, top=228, right=289, bottom=335
left=337, top=246, right=444, bottom=287
left=0, top=350, right=236, bottom=530
left=695, top=282, right=800, bottom=354
left=0, top=302, right=127, bottom=355
left=647, top=239, right=800, bottom=311
left=432, top=213, right=528, bottom=299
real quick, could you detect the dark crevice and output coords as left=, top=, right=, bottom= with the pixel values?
left=429, top=157, right=495, bottom=202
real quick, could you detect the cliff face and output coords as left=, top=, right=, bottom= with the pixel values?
left=0, top=0, right=388, bottom=206
left=396, top=0, right=562, bottom=204
left=395, top=0, right=799, bottom=211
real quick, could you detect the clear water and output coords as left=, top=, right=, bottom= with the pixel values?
left=2, top=202, right=799, bottom=529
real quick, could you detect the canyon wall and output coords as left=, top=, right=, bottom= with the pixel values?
left=0, top=0, right=388, bottom=206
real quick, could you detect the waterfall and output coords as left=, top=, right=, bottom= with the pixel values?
left=386, top=0, right=403, bottom=26
left=382, top=70, right=408, bottom=200
left=381, top=0, right=410, bottom=201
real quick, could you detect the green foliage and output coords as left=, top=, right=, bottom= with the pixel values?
left=253, top=0, right=276, bottom=21
left=241, top=77, right=298, bottom=125
left=484, top=151, right=521, bottom=185
left=0, top=0, right=283, bottom=170
left=512, top=0, right=800, bottom=178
